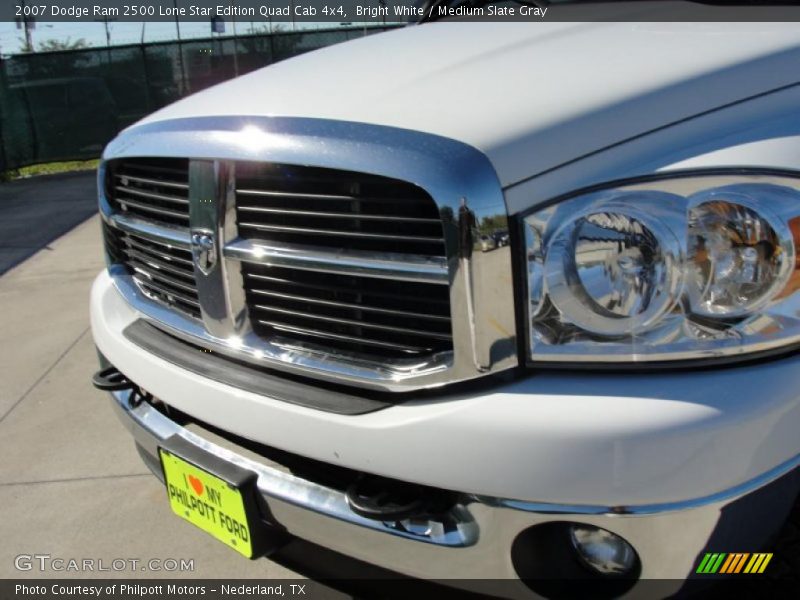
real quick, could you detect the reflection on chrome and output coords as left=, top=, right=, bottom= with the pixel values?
left=100, top=116, right=518, bottom=390
left=543, top=198, right=684, bottom=338
left=574, top=213, right=663, bottom=317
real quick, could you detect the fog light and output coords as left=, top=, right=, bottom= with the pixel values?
left=569, top=524, right=637, bottom=576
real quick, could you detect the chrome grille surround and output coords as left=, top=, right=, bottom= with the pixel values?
left=99, top=117, right=517, bottom=392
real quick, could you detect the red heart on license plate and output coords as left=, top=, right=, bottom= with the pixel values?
left=188, top=475, right=204, bottom=496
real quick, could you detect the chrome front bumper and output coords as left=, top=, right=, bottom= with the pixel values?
left=109, top=388, right=799, bottom=598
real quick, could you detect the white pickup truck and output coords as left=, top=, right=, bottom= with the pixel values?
left=90, top=15, right=800, bottom=597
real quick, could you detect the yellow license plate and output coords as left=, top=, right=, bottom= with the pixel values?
left=159, top=449, right=254, bottom=558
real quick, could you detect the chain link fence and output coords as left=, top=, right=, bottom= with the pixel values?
left=0, top=26, right=394, bottom=173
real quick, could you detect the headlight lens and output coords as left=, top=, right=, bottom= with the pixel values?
left=524, top=175, right=800, bottom=363
left=545, top=202, right=683, bottom=336
left=687, top=197, right=792, bottom=317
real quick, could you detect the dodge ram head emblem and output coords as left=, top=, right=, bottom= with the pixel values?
left=191, top=231, right=217, bottom=275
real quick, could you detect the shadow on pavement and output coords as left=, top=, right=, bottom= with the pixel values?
left=0, top=170, right=98, bottom=275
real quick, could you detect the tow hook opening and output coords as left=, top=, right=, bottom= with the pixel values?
left=91, top=365, right=152, bottom=407
left=91, top=365, right=134, bottom=391
left=345, top=475, right=454, bottom=522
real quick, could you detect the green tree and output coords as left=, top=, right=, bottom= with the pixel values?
left=37, top=38, right=89, bottom=52
left=479, top=214, right=507, bottom=234
left=17, top=37, right=34, bottom=53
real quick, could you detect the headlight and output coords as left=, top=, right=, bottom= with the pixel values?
left=524, top=173, right=800, bottom=363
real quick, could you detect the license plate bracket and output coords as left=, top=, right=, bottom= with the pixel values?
left=158, top=434, right=282, bottom=558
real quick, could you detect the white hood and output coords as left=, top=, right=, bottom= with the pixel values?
left=138, top=21, right=800, bottom=187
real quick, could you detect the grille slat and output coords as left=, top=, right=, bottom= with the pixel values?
left=114, top=173, right=189, bottom=190
left=130, top=263, right=198, bottom=293
left=116, top=198, right=191, bottom=222
left=122, top=237, right=194, bottom=266
left=263, top=322, right=432, bottom=354
left=107, top=158, right=190, bottom=227
left=105, top=226, right=201, bottom=319
left=138, top=279, right=201, bottom=308
left=235, top=162, right=453, bottom=359
left=236, top=222, right=444, bottom=243
left=124, top=250, right=196, bottom=280
left=114, top=185, right=190, bottom=205
left=237, top=206, right=441, bottom=224
left=237, top=188, right=432, bottom=206
left=251, top=304, right=453, bottom=341
left=124, top=234, right=200, bottom=318
left=105, top=158, right=199, bottom=319
left=248, top=288, right=451, bottom=322
left=120, top=162, right=189, bottom=178
left=244, top=271, right=450, bottom=310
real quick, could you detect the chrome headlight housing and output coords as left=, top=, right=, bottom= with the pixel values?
left=523, top=173, right=800, bottom=363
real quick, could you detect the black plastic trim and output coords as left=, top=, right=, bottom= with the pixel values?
left=122, top=319, right=522, bottom=412
left=123, top=320, right=393, bottom=415
left=509, top=212, right=533, bottom=369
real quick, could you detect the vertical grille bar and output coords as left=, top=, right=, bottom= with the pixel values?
left=188, top=160, right=233, bottom=337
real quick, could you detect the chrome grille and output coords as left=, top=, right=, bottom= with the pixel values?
left=123, top=233, right=200, bottom=319
left=235, top=163, right=446, bottom=256
left=235, top=162, right=453, bottom=359
left=106, top=158, right=190, bottom=227
left=99, top=120, right=517, bottom=392
left=105, top=223, right=201, bottom=319
left=103, top=158, right=199, bottom=319
left=243, top=264, right=452, bottom=357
